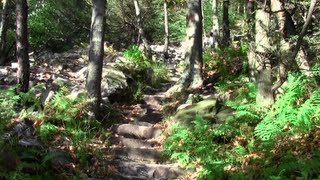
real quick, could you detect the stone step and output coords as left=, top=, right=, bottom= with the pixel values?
left=104, top=160, right=185, bottom=179
left=108, top=147, right=164, bottom=163
left=111, top=124, right=162, bottom=139
left=110, top=136, right=158, bottom=149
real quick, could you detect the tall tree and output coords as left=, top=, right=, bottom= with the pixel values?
left=133, top=0, right=151, bottom=59
left=166, top=0, right=203, bottom=95
left=247, top=0, right=256, bottom=80
left=255, top=0, right=273, bottom=107
left=163, top=0, right=169, bottom=58
left=16, top=0, right=30, bottom=93
left=221, top=0, right=230, bottom=46
left=86, top=0, right=105, bottom=120
left=211, top=0, right=219, bottom=47
left=0, top=0, right=10, bottom=65
left=271, top=0, right=318, bottom=91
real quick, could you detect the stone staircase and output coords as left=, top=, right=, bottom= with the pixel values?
left=99, top=45, right=186, bottom=179
left=104, top=91, right=185, bottom=179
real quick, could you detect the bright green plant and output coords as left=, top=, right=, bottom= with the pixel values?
left=164, top=115, right=240, bottom=178
left=0, top=86, right=19, bottom=124
left=255, top=74, right=320, bottom=141
left=204, top=42, right=248, bottom=81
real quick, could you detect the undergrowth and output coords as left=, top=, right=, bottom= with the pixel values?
left=164, top=73, right=320, bottom=179
left=120, top=45, right=169, bottom=102
left=0, top=85, right=109, bottom=178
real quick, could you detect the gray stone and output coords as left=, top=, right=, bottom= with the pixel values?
left=103, top=160, right=185, bottom=180
left=109, top=147, right=163, bottom=162
left=110, top=136, right=156, bottom=148
left=113, top=124, right=162, bottom=139
left=174, top=98, right=217, bottom=125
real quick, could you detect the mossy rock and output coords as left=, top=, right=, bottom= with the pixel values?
left=173, top=96, right=235, bottom=126
left=174, top=98, right=217, bottom=126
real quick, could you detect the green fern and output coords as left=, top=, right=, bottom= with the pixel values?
left=255, top=74, right=320, bottom=141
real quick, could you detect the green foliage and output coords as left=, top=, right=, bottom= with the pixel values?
left=0, top=86, right=19, bottom=125
left=123, top=45, right=144, bottom=62
left=164, top=115, right=239, bottom=178
left=204, top=42, right=248, bottom=81
left=28, top=0, right=90, bottom=51
left=0, top=141, right=56, bottom=179
left=165, top=73, right=320, bottom=179
left=0, top=85, right=109, bottom=178
left=121, top=45, right=169, bottom=102
left=255, top=74, right=320, bottom=141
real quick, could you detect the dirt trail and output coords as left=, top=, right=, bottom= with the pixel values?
left=104, top=45, right=186, bottom=179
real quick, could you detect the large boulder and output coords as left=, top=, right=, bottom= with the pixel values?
left=173, top=95, right=234, bottom=126
left=77, top=64, right=135, bottom=103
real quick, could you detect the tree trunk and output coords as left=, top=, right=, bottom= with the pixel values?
left=16, top=0, right=30, bottom=93
left=222, top=0, right=230, bottom=47
left=201, top=0, right=205, bottom=41
left=255, top=0, right=273, bottom=107
left=247, top=0, right=256, bottom=81
left=271, top=0, right=317, bottom=92
left=166, top=0, right=203, bottom=96
left=87, top=0, right=105, bottom=120
left=163, top=0, right=169, bottom=59
left=211, top=0, right=219, bottom=48
left=0, top=0, right=10, bottom=65
left=133, top=0, right=151, bottom=59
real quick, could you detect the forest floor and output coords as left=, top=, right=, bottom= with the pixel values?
left=0, top=45, right=191, bottom=179
left=104, top=46, right=188, bottom=179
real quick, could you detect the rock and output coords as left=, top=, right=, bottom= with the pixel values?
left=102, top=66, right=128, bottom=94
left=215, top=106, right=235, bottom=124
left=40, top=90, right=55, bottom=105
left=76, top=66, right=88, bottom=79
left=174, top=97, right=217, bottom=125
left=104, top=161, right=185, bottom=180
left=110, top=136, right=156, bottom=148
left=2, top=118, right=45, bottom=148
left=112, top=124, right=162, bottom=139
left=49, top=149, right=74, bottom=174
left=109, top=147, right=163, bottom=162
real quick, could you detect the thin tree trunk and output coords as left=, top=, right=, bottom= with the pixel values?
left=255, top=0, right=273, bottom=107
left=0, top=0, right=10, bottom=65
left=201, top=0, right=206, bottom=41
left=166, top=0, right=203, bottom=96
left=222, top=0, right=230, bottom=47
left=290, top=0, right=317, bottom=66
left=211, top=0, right=219, bottom=47
left=133, top=0, right=151, bottom=59
left=272, top=0, right=318, bottom=91
left=163, top=0, right=169, bottom=59
left=247, top=0, right=256, bottom=81
left=87, top=0, right=105, bottom=120
left=16, top=0, right=30, bottom=93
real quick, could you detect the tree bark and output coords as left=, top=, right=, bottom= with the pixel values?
left=0, top=0, right=10, bottom=65
left=133, top=0, right=151, bottom=59
left=166, top=0, right=203, bottom=96
left=211, top=0, right=219, bottom=47
left=255, top=0, right=273, bottom=107
left=16, top=0, right=30, bottom=93
left=290, top=0, right=317, bottom=66
left=222, top=0, right=230, bottom=47
left=163, top=0, right=169, bottom=59
left=247, top=0, right=256, bottom=81
left=87, top=0, right=105, bottom=120
left=271, top=0, right=318, bottom=91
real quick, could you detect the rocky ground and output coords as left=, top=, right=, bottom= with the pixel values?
left=0, top=43, right=232, bottom=179
left=0, top=44, right=191, bottom=179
